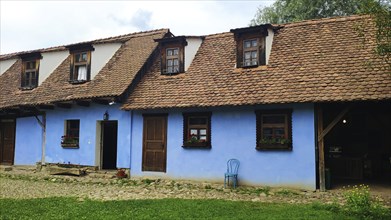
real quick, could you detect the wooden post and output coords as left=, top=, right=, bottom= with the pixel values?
left=317, top=107, right=326, bottom=192
left=317, top=105, right=350, bottom=192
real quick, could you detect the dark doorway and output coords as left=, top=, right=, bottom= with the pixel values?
left=101, top=121, right=118, bottom=170
left=0, top=119, right=16, bottom=165
left=322, top=102, right=391, bottom=188
left=142, top=115, right=167, bottom=172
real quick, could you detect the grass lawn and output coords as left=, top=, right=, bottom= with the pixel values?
left=0, top=197, right=362, bottom=220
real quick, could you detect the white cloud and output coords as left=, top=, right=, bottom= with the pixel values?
left=0, top=0, right=274, bottom=54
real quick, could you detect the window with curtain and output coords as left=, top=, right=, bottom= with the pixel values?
left=70, top=51, right=91, bottom=83
left=21, top=60, right=39, bottom=89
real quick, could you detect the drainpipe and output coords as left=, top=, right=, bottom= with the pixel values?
left=35, top=113, right=46, bottom=164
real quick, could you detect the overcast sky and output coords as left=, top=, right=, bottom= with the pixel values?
left=0, top=0, right=274, bottom=55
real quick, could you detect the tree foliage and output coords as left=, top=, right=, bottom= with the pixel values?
left=250, top=0, right=389, bottom=25
left=251, top=0, right=390, bottom=71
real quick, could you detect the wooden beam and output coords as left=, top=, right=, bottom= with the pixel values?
left=75, top=100, right=90, bottom=107
left=38, top=104, right=55, bottom=110
left=317, top=107, right=350, bottom=142
left=317, top=106, right=326, bottom=192
left=56, top=103, right=72, bottom=109
left=93, top=98, right=110, bottom=105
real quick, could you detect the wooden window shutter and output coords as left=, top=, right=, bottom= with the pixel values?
left=161, top=47, right=166, bottom=74
left=179, top=44, right=185, bottom=73
left=35, top=60, right=40, bottom=86
left=236, top=38, right=243, bottom=68
left=259, top=37, right=266, bottom=66
left=21, top=61, right=26, bottom=88
left=86, top=51, right=91, bottom=81
left=69, top=54, right=74, bottom=81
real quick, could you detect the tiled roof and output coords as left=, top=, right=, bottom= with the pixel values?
left=122, top=16, right=391, bottom=110
left=0, top=29, right=169, bottom=109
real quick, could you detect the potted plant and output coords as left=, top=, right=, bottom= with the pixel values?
left=61, top=135, right=79, bottom=148
left=258, top=137, right=292, bottom=150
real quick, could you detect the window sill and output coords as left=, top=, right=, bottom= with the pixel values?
left=61, top=143, right=79, bottom=148
left=69, top=80, right=88, bottom=84
left=256, top=143, right=292, bottom=151
left=182, top=144, right=211, bottom=149
left=20, top=86, right=37, bottom=91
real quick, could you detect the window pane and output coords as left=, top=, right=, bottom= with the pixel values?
left=244, top=52, right=251, bottom=59
left=199, top=136, right=207, bottom=141
left=190, top=129, right=198, bottom=136
left=263, top=115, right=285, bottom=124
left=173, top=49, right=179, bottom=55
left=189, top=117, right=207, bottom=125
left=27, top=61, right=35, bottom=69
left=77, top=65, right=87, bottom=81
left=75, top=54, right=80, bottom=62
left=251, top=51, right=257, bottom=58
left=200, top=129, right=207, bottom=135
left=173, top=59, right=179, bottom=65
left=173, top=66, right=179, bottom=73
left=81, top=52, right=87, bottom=61
left=167, top=67, right=173, bottom=73
left=252, top=40, right=257, bottom=47
left=274, top=128, right=285, bottom=137
left=167, top=59, right=173, bottom=66
left=263, top=128, right=273, bottom=137
left=167, top=49, right=173, bottom=56
left=244, top=41, right=251, bottom=48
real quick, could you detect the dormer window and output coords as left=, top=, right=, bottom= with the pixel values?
left=67, top=44, right=94, bottom=84
left=243, top=39, right=259, bottom=66
left=166, top=48, right=180, bottom=74
left=70, top=51, right=91, bottom=83
left=155, top=36, right=187, bottom=75
left=231, top=25, right=271, bottom=68
left=20, top=52, right=42, bottom=90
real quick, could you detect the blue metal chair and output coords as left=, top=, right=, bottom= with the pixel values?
left=224, top=158, right=240, bottom=188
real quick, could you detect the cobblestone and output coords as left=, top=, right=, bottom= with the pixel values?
left=0, top=169, right=389, bottom=207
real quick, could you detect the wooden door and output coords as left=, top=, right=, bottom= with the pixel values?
left=142, top=115, right=167, bottom=172
left=0, top=119, right=16, bottom=165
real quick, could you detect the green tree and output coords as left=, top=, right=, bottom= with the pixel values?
left=251, top=0, right=390, bottom=70
left=250, top=0, right=388, bottom=25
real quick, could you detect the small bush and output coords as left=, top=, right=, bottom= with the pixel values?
left=343, top=184, right=390, bottom=219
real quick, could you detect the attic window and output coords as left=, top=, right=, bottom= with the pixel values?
left=70, top=51, right=91, bottom=83
left=243, top=39, right=259, bottom=67
left=155, top=36, right=187, bottom=75
left=166, top=48, right=180, bottom=74
left=240, top=37, right=265, bottom=68
left=21, top=60, right=39, bottom=90
left=231, top=25, right=269, bottom=68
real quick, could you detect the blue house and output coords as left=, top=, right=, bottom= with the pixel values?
left=1, top=15, right=390, bottom=191
left=0, top=29, right=169, bottom=170
left=122, top=16, right=391, bottom=191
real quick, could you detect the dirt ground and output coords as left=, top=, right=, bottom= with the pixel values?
left=0, top=166, right=390, bottom=207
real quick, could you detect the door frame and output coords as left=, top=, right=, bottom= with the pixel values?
left=0, top=118, right=16, bottom=165
left=142, top=114, right=168, bottom=172
left=95, top=120, right=118, bottom=170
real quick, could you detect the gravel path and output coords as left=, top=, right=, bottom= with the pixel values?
left=0, top=169, right=389, bottom=207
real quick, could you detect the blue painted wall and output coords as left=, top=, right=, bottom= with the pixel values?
left=131, top=103, right=316, bottom=190
left=45, top=103, right=131, bottom=168
left=14, top=116, right=43, bottom=165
